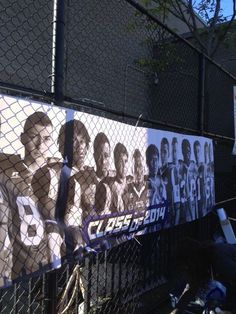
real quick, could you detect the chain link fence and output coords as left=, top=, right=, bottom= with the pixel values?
left=0, top=0, right=235, bottom=313
left=0, top=0, right=53, bottom=93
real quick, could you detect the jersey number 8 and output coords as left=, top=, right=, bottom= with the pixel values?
left=16, top=196, right=44, bottom=246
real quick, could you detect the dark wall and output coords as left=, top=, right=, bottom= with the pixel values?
left=64, top=0, right=201, bottom=130
left=64, top=0, right=152, bottom=114
left=0, top=0, right=53, bottom=91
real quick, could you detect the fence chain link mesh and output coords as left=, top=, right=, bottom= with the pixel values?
left=0, top=0, right=53, bottom=93
left=0, top=0, right=235, bottom=313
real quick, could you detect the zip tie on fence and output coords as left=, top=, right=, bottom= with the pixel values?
left=135, top=113, right=143, bottom=129
left=57, top=264, right=81, bottom=314
left=212, top=210, right=236, bottom=223
left=214, top=196, right=236, bottom=207
left=213, top=196, right=236, bottom=222
left=228, top=216, right=236, bottom=222
left=133, top=236, right=142, bottom=246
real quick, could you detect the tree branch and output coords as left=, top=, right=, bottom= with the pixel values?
left=210, top=0, right=236, bottom=57
left=141, top=0, right=236, bottom=57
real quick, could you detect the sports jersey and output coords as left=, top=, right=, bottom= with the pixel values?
left=97, top=176, right=130, bottom=214
left=94, top=180, right=112, bottom=215
left=0, top=158, right=62, bottom=280
left=186, top=161, right=198, bottom=221
left=127, top=181, right=148, bottom=213
left=209, top=161, right=215, bottom=208
left=32, top=160, right=63, bottom=222
left=160, top=164, right=172, bottom=202
left=33, top=162, right=86, bottom=258
left=196, top=163, right=206, bottom=217
left=0, top=164, right=48, bottom=279
left=146, top=174, right=166, bottom=207
left=178, top=160, right=197, bottom=222
left=169, top=164, right=181, bottom=206
left=0, top=153, right=21, bottom=178
left=205, top=163, right=214, bottom=212
left=161, top=163, right=176, bottom=227
left=144, top=174, right=166, bottom=233
left=178, top=161, right=188, bottom=224
left=0, top=171, right=13, bottom=287
left=168, top=163, right=181, bottom=226
left=72, top=167, right=99, bottom=222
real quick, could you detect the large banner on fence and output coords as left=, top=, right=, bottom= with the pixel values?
left=0, top=94, right=215, bottom=287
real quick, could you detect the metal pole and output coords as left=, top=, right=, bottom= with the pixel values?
left=51, top=0, right=65, bottom=105
left=199, top=54, right=206, bottom=135
left=48, top=1, right=65, bottom=313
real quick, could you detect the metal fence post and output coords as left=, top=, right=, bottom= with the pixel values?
left=48, top=0, right=65, bottom=313
left=198, top=53, right=206, bottom=135
left=51, top=0, right=65, bottom=105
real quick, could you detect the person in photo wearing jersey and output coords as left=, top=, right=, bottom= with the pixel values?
left=0, top=111, right=63, bottom=280
left=145, top=144, right=166, bottom=207
left=0, top=111, right=53, bottom=179
left=127, top=149, right=147, bottom=213
left=20, top=112, right=53, bottom=174
left=59, top=120, right=99, bottom=225
left=0, top=116, right=13, bottom=286
left=181, top=139, right=198, bottom=222
left=22, top=112, right=64, bottom=269
left=145, top=144, right=166, bottom=233
left=193, top=140, right=206, bottom=218
left=1, top=111, right=54, bottom=188
left=97, top=142, right=130, bottom=214
left=208, top=142, right=215, bottom=207
left=204, top=142, right=214, bottom=212
left=0, top=171, right=49, bottom=280
left=92, top=132, right=116, bottom=215
left=33, top=119, right=85, bottom=227
left=95, top=143, right=133, bottom=248
left=178, top=140, right=189, bottom=224
left=160, top=138, right=173, bottom=227
left=169, top=137, right=181, bottom=226
left=93, top=133, right=115, bottom=182
left=33, top=119, right=91, bottom=258
left=0, top=175, right=12, bottom=287
left=160, top=138, right=171, bottom=191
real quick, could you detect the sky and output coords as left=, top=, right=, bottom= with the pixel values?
left=221, top=0, right=234, bottom=19
left=194, top=0, right=235, bottom=21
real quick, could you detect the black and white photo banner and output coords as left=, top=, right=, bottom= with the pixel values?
left=0, top=94, right=215, bottom=287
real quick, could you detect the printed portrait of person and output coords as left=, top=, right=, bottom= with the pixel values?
left=181, top=139, right=198, bottom=222
left=20, top=112, right=54, bottom=173
left=93, top=132, right=115, bottom=181
left=96, top=142, right=130, bottom=214
left=0, top=111, right=53, bottom=179
left=93, top=132, right=115, bottom=215
left=64, top=121, right=99, bottom=224
left=0, top=111, right=63, bottom=282
left=160, top=137, right=173, bottom=211
left=145, top=144, right=166, bottom=207
left=178, top=139, right=189, bottom=224
left=193, top=140, right=206, bottom=217
left=0, top=115, right=13, bottom=286
left=168, top=137, right=181, bottom=226
left=57, top=119, right=91, bottom=223
left=204, top=142, right=214, bottom=211
left=160, top=138, right=170, bottom=174
left=127, top=149, right=147, bottom=213
left=208, top=142, right=215, bottom=206
left=33, top=119, right=92, bottom=255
